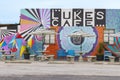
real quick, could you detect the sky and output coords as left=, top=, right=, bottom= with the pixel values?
left=0, top=0, right=120, bottom=24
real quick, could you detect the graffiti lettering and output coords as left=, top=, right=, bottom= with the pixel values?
left=50, top=9, right=106, bottom=27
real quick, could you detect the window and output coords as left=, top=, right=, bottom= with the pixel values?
left=104, top=29, right=115, bottom=44
left=45, top=35, right=50, bottom=44
left=44, top=30, right=55, bottom=44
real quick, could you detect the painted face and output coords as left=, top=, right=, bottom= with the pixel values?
left=58, top=26, right=97, bottom=56
left=70, top=36, right=84, bottom=45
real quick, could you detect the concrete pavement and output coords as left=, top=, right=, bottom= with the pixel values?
left=0, top=61, right=120, bottom=76
left=0, top=75, right=120, bottom=80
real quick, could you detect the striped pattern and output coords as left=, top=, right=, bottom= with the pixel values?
left=20, top=9, right=50, bottom=41
left=20, top=25, right=42, bottom=41
left=0, top=29, right=17, bottom=38
left=20, top=9, right=50, bottom=30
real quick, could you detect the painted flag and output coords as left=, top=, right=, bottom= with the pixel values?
left=20, top=45, right=26, bottom=57
left=4, top=34, right=14, bottom=44
left=27, top=38, right=34, bottom=48
left=11, top=48, right=17, bottom=52
left=16, top=33, right=23, bottom=38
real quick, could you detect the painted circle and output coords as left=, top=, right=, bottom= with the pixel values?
left=70, top=36, right=84, bottom=45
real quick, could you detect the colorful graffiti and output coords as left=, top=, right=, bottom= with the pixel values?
left=19, top=8, right=120, bottom=58
left=105, top=9, right=120, bottom=57
left=1, top=9, right=120, bottom=59
left=0, top=33, right=26, bottom=59
left=58, top=26, right=97, bottom=57
left=20, top=9, right=50, bottom=30
left=0, top=27, right=17, bottom=39
left=20, top=9, right=50, bottom=41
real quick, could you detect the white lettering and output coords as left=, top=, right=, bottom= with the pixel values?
left=52, top=20, right=58, bottom=26
left=74, top=20, right=81, bottom=26
left=52, top=10, right=58, bottom=19
left=74, top=11, right=81, bottom=19
left=97, top=11, right=104, bottom=20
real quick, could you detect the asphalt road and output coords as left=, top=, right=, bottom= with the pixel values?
left=1, top=61, right=120, bottom=77
left=0, top=75, right=120, bottom=80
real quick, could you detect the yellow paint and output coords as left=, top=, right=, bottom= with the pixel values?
left=20, top=45, right=26, bottom=57
left=27, top=38, right=32, bottom=48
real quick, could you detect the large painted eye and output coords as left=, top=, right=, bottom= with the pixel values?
left=58, top=26, right=97, bottom=56
left=70, top=36, right=85, bottom=45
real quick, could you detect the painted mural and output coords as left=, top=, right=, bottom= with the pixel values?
left=1, top=9, right=120, bottom=59
left=105, top=9, right=120, bottom=57
left=58, top=26, right=97, bottom=57
left=19, top=9, right=106, bottom=58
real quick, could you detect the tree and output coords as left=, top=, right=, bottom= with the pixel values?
left=97, top=42, right=104, bottom=55
left=24, top=45, right=30, bottom=59
left=96, top=42, right=104, bottom=61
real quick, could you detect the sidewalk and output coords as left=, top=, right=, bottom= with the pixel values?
left=0, top=61, right=120, bottom=76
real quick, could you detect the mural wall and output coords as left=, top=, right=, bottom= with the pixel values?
left=105, top=9, right=120, bottom=56
left=1, top=9, right=120, bottom=59
left=19, top=8, right=120, bottom=58
left=0, top=25, right=18, bottom=58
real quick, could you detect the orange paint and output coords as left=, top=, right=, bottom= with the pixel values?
left=45, top=26, right=106, bottom=58
left=91, top=26, right=105, bottom=56
left=20, top=19, right=39, bottom=25
left=45, top=26, right=60, bottom=59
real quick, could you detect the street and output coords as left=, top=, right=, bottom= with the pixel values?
left=0, top=75, right=120, bottom=80
left=0, top=61, right=120, bottom=80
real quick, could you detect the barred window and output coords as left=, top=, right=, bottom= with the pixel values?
left=44, top=30, right=55, bottom=44
left=104, top=29, right=115, bottom=44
